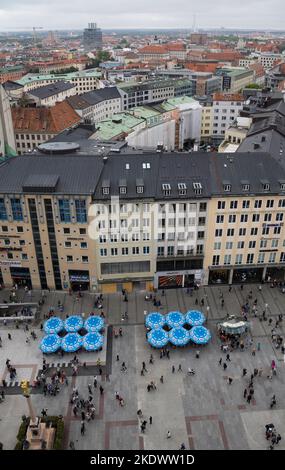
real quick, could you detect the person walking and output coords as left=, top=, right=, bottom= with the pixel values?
left=149, top=416, right=152, bottom=425
left=228, top=377, right=233, bottom=385
left=172, top=365, right=175, bottom=373
left=88, top=384, right=92, bottom=395
left=178, top=364, right=182, bottom=372
left=93, top=376, right=97, bottom=388
left=160, top=375, right=164, bottom=383
left=195, top=350, right=200, bottom=359
left=8, top=333, right=12, bottom=340
left=226, top=353, right=231, bottom=362
left=219, top=358, right=222, bottom=366
left=99, top=385, right=104, bottom=395
left=167, top=430, right=171, bottom=439
left=69, top=441, right=75, bottom=450
left=242, top=368, right=247, bottom=377
left=80, top=421, right=85, bottom=436
left=247, top=394, right=252, bottom=404
left=223, top=363, right=227, bottom=371
left=243, top=388, right=247, bottom=399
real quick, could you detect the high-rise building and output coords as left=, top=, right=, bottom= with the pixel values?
left=83, top=22, right=103, bottom=51
left=0, top=85, right=16, bottom=157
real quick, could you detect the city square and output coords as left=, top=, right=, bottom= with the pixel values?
left=0, top=283, right=284, bottom=450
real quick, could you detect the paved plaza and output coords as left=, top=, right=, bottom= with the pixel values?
left=0, top=284, right=285, bottom=450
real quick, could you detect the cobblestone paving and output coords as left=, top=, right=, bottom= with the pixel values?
left=0, top=284, right=284, bottom=450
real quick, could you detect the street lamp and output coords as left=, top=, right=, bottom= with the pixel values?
left=206, top=306, right=210, bottom=323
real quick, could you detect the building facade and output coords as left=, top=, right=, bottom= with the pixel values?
left=0, top=151, right=285, bottom=292
left=83, top=23, right=103, bottom=51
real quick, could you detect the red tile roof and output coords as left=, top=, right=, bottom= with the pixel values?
left=138, top=45, right=169, bottom=55
left=12, top=101, right=80, bottom=133
left=213, top=93, right=245, bottom=102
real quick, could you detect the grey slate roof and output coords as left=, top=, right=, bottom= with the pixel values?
left=0, top=152, right=285, bottom=198
left=67, top=87, right=121, bottom=110
left=28, top=81, right=76, bottom=99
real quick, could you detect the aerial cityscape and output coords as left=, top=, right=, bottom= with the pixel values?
left=0, top=0, right=285, bottom=456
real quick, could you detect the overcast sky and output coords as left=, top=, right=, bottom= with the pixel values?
left=0, top=0, right=284, bottom=31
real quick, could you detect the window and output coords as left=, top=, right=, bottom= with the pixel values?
left=157, top=246, right=164, bottom=256
left=260, top=239, right=267, bottom=248
left=252, top=214, right=260, bottom=222
left=64, top=241, right=72, bottom=248
left=242, top=184, right=250, bottom=192
left=122, top=247, right=128, bottom=255
left=278, top=199, right=285, bottom=208
left=217, top=201, right=225, bottom=210
left=224, top=184, right=231, bottom=192
left=121, top=234, right=128, bottom=242
left=17, top=226, right=23, bottom=233
left=235, top=254, right=243, bottom=265
left=264, top=213, right=272, bottom=222
left=216, top=215, right=224, bottom=223
left=21, top=253, right=28, bottom=260
left=199, top=217, right=206, bottom=226
left=81, top=242, right=88, bottom=249
left=7, top=252, right=13, bottom=259
left=162, top=183, right=171, bottom=195
left=262, top=227, right=270, bottom=235
left=239, top=228, right=246, bottom=236
left=212, top=255, right=220, bottom=266
left=0, top=199, right=7, bottom=221
left=249, top=241, right=256, bottom=249
left=111, top=248, right=118, bottom=256
left=19, top=240, right=25, bottom=246
left=246, top=253, right=254, bottom=264
left=224, top=254, right=231, bottom=265
left=82, top=256, right=89, bottom=263
left=230, top=201, right=238, bottom=209
left=280, top=252, right=285, bottom=262
left=266, top=200, right=274, bottom=208
left=11, top=198, right=23, bottom=221
left=75, top=200, right=87, bottom=223
left=143, top=246, right=150, bottom=254
left=168, top=246, right=174, bottom=256
left=215, top=229, right=223, bottom=237
left=276, top=213, right=284, bottom=221
left=258, top=253, right=265, bottom=264
left=251, top=228, right=258, bottom=236
left=136, top=185, right=144, bottom=194
left=240, top=214, right=248, bottom=223
left=198, top=231, right=204, bottom=239
left=178, top=183, right=187, bottom=195
left=193, top=182, right=202, bottom=195
left=63, top=228, right=70, bottom=234
left=242, top=200, right=250, bottom=209
left=80, top=228, right=86, bottom=235
left=274, top=226, right=281, bottom=235
left=269, top=253, right=276, bottom=263
left=102, top=186, right=110, bottom=195
left=254, top=200, right=262, bottom=209
left=58, top=199, right=71, bottom=223
left=226, top=242, right=233, bottom=250
left=132, top=233, right=140, bottom=242
left=227, top=229, right=234, bottom=237
left=67, top=255, right=73, bottom=262
left=263, top=183, right=270, bottom=191
left=119, top=186, right=127, bottom=195
left=228, top=214, right=236, bottom=223
left=271, top=239, right=278, bottom=248
left=199, top=203, right=207, bottom=212
left=110, top=234, right=118, bottom=243
left=237, top=241, right=244, bottom=249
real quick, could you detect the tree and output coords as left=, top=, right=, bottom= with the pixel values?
left=246, top=83, right=262, bottom=89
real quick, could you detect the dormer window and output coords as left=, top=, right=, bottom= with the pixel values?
left=137, top=186, right=144, bottom=194
left=119, top=179, right=127, bottom=195
left=279, top=181, right=285, bottom=191
left=142, top=162, right=151, bottom=169
left=101, top=179, right=110, bottom=196
left=223, top=184, right=231, bottom=192
left=120, top=186, right=127, bottom=194
left=178, top=183, right=187, bottom=195
left=162, top=183, right=171, bottom=196
left=193, top=182, right=202, bottom=195
left=241, top=183, right=250, bottom=192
